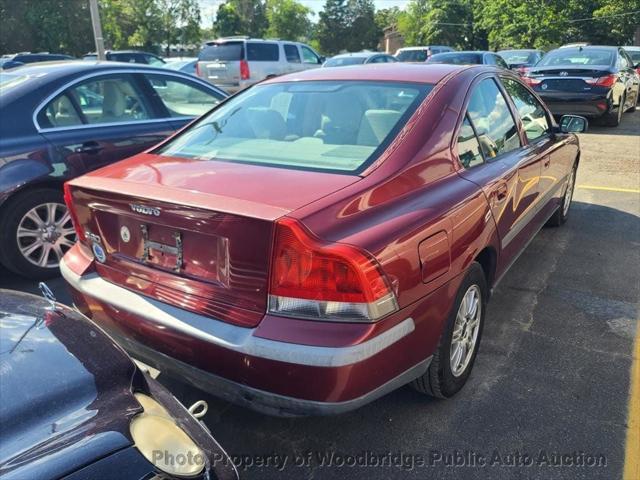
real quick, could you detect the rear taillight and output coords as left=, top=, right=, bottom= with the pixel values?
left=585, top=74, right=617, bottom=88
left=63, top=182, right=85, bottom=242
left=195, top=62, right=201, bottom=77
left=516, top=66, right=530, bottom=76
left=240, top=60, right=250, bottom=80
left=268, top=218, right=398, bottom=322
left=522, top=76, right=541, bottom=87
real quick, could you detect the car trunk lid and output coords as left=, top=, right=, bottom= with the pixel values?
left=67, top=153, right=360, bottom=328
left=527, top=66, right=613, bottom=92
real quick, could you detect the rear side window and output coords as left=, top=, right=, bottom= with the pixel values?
left=40, top=94, right=83, bottom=127
left=200, top=42, right=244, bottom=61
left=145, top=74, right=224, bottom=117
left=301, top=46, right=320, bottom=64
left=502, top=78, right=550, bottom=142
left=457, top=116, right=484, bottom=168
left=247, top=43, right=279, bottom=61
left=466, top=78, right=520, bottom=159
left=284, top=44, right=300, bottom=63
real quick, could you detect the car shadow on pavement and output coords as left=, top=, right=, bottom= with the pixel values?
left=581, top=109, right=639, bottom=136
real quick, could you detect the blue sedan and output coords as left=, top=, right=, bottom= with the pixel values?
left=0, top=61, right=227, bottom=279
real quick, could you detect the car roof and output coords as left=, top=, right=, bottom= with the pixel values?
left=553, top=45, right=618, bottom=51
left=498, top=49, right=541, bottom=53
left=332, top=52, right=385, bottom=59
left=261, top=63, right=482, bottom=85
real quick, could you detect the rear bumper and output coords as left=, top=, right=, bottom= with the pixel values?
left=60, top=255, right=432, bottom=415
left=537, top=91, right=612, bottom=117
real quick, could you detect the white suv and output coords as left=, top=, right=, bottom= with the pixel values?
left=196, top=37, right=324, bottom=93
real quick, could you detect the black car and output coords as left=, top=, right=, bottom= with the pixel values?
left=0, top=288, right=238, bottom=480
left=0, top=53, right=75, bottom=70
left=426, top=51, right=509, bottom=69
left=523, top=46, right=639, bottom=126
left=498, top=49, right=545, bottom=74
left=0, top=61, right=227, bottom=279
left=83, top=50, right=166, bottom=66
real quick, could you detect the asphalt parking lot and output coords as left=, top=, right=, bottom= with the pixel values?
left=1, top=111, right=638, bottom=479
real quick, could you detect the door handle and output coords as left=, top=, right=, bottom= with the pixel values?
left=75, top=141, right=103, bottom=154
left=543, top=156, right=551, bottom=169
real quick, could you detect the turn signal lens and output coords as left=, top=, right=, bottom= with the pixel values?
left=268, top=217, right=398, bottom=322
left=585, top=74, right=617, bottom=88
left=63, top=182, right=85, bottom=242
left=130, top=393, right=205, bottom=478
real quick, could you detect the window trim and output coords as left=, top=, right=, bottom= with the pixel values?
left=33, top=69, right=226, bottom=133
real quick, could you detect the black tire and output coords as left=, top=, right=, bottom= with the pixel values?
left=411, top=262, right=487, bottom=398
left=547, top=162, right=577, bottom=227
left=602, top=95, right=624, bottom=127
left=0, top=187, right=73, bottom=280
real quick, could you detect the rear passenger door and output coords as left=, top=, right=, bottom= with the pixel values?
left=246, top=42, right=281, bottom=79
left=283, top=43, right=303, bottom=73
left=300, top=45, right=323, bottom=71
left=37, top=73, right=173, bottom=174
left=455, top=76, right=543, bottom=266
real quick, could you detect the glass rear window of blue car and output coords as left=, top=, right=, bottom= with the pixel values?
left=538, top=49, right=614, bottom=67
left=156, top=81, right=432, bottom=174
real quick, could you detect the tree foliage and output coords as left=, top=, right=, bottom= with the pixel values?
left=0, top=0, right=94, bottom=56
left=266, top=0, right=313, bottom=41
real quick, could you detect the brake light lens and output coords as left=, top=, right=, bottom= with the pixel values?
left=585, top=74, right=617, bottom=88
left=268, top=218, right=398, bottom=322
left=240, top=59, right=250, bottom=80
left=63, top=182, right=85, bottom=242
left=516, top=66, right=530, bottom=76
left=522, top=76, right=541, bottom=87
left=195, top=61, right=201, bottom=77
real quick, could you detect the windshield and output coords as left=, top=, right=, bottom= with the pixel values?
left=396, top=50, right=428, bottom=62
left=537, top=49, right=614, bottom=67
left=324, top=56, right=367, bottom=67
left=200, top=42, right=244, bottom=61
left=157, top=81, right=432, bottom=174
left=500, top=51, right=539, bottom=64
left=428, top=53, right=482, bottom=65
left=627, top=50, right=640, bottom=64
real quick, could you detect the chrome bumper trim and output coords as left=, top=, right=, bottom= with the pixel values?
left=60, top=258, right=415, bottom=367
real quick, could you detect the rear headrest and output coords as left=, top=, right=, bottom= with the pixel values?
left=357, top=109, right=402, bottom=146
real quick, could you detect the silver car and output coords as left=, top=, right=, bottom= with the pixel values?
left=196, top=37, right=324, bottom=93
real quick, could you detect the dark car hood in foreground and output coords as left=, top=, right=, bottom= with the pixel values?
left=0, top=290, right=140, bottom=480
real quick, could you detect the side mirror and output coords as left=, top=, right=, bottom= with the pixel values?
left=318, top=56, right=326, bottom=64
left=559, top=115, right=588, bottom=133
left=634, top=62, right=640, bottom=69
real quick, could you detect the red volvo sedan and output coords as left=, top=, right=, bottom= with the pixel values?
left=61, top=64, right=587, bottom=415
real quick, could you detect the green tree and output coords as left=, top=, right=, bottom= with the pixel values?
left=346, top=0, right=380, bottom=51
left=157, top=0, right=201, bottom=55
left=375, top=6, right=402, bottom=31
left=0, top=0, right=94, bottom=56
left=397, top=0, right=429, bottom=46
left=215, top=3, right=244, bottom=37
left=266, top=0, right=313, bottom=41
left=316, top=0, right=350, bottom=54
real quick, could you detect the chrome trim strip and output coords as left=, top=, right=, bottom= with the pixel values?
left=32, top=68, right=225, bottom=132
left=60, top=259, right=415, bottom=368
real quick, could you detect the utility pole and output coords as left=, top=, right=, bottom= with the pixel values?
left=89, top=0, right=106, bottom=60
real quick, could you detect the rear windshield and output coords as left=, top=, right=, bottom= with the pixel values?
left=83, top=54, right=97, bottom=61
left=396, top=50, right=428, bottom=62
left=324, top=56, right=367, bottom=67
left=500, top=50, right=539, bottom=65
left=156, top=81, right=432, bottom=174
left=625, top=50, right=640, bottom=63
left=537, top=49, right=614, bottom=67
left=246, top=43, right=279, bottom=61
left=428, top=53, right=482, bottom=64
left=200, top=42, right=244, bottom=61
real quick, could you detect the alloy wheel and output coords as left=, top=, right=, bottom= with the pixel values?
left=450, top=284, right=482, bottom=377
left=16, top=202, right=76, bottom=268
